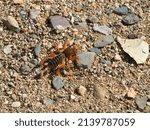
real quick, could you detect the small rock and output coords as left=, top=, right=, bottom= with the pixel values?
left=114, top=54, right=122, bottom=61
left=88, top=47, right=101, bottom=55
left=77, top=52, right=96, bottom=68
left=3, top=45, right=12, bottom=54
left=94, top=35, right=114, bottom=48
left=49, top=15, right=70, bottom=30
left=20, top=64, right=30, bottom=75
left=34, top=43, right=41, bottom=57
left=136, top=96, right=148, bottom=110
left=147, top=102, right=150, bottom=106
left=70, top=95, right=76, bottom=100
left=75, top=22, right=88, bottom=30
left=126, top=88, right=136, bottom=99
left=6, top=16, right=20, bottom=32
left=105, top=8, right=112, bottom=15
left=43, top=98, right=53, bottom=106
left=13, top=0, right=24, bottom=4
left=52, top=76, right=64, bottom=90
left=11, top=101, right=21, bottom=108
left=128, top=34, right=138, bottom=39
left=31, top=59, right=39, bottom=65
left=113, top=5, right=128, bottom=15
left=101, top=59, right=111, bottom=65
left=87, top=16, right=99, bottom=23
left=93, top=25, right=112, bottom=35
left=122, top=13, right=139, bottom=25
left=94, top=86, right=108, bottom=100
left=30, top=9, right=40, bottom=19
left=117, top=36, right=149, bottom=64
left=77, top=85, right=86, bottom=96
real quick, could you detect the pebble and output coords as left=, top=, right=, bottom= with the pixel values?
left=93, top=25, right=112, bottom=35
left=77, top=85, right=86, bottom=96
left=87, top=16, right=99, bottom=23
left=43, top=98, right=53, bottom=106
left=31, top=59, right=39, bottom=65
left=34, top=43, right=41, bottom=57
left=11, top=101, right=21, bottom=108
left=147, top=102, right=150, bottom=106
left=6, top=16, right=20, bottom=32
left=30, top=9, right=40, bottom=19
left=101, top=59, right=111, bottom=65
left=49, top=15, right=70, bottom=30
left=94, top=86, right=108, bottom=100
left=75, top=22, right=88, bottom=30
left=122, top=13, right=139, bottom=25
left=126, top=88, right=136, bottom=99
left=13, top=0, right=24, bottom=4
left=94, top=35, right=114, bottom=48
left=114, top=54, right=122, bottom=61
left=105, top=8, right=112, bottom=15
left=3, top=45, right=12, bottom=54
left=88, top=47, right=101, bottom=55
left=52, top=76, right=64, bottom=90
left=113, top=5, right=129, bottom=15
left=128, top=34, right=138, bottom=39
left=135, top=96, right=148, bottom=110
left=70, top=95, right=76, bottom=100
left=77, top=52, right=96, bottom=68
left=117, top=36, right=149, bottom=64
left=20, top=64, right=30, bottom=75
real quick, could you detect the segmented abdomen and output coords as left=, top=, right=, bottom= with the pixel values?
left=44, top=53, right=65, bottom=70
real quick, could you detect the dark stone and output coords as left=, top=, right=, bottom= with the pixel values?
left=94, top=35, right=114, bottom=48
left=88, top=47, right=101, bottom=55
left=113, top=5, right=128, bottom=15
left=122, top=13, right=139, bottom=25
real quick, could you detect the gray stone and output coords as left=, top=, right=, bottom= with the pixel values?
left=101, top=59, right=111, bottom=65
left=93, top=25, right=112, bottom=35
left=20, top=64, right=30, bottom=75
left=31, top=59, right=39, bottom=65
left=3, top=45, right=12, bottom=54
left=88, top=47, right=101, bottom=55
left=87, top=16, right=99, bottom=23
left=77, top=52, right=96, bottom=68
left=6, top=16, right=20, bottom=32
left=43, top=98, right=53, bottom=106
left=94, top=35, right=114, bottom=48
left=113, top=5, right=128, bottom=15
left=94, top=86, right=108, bottom=100
left=11, top=101, right=21, bottom=108
left=136, top=96, right=148, bottom=110
left=30, top=9, right=40, bottom=19
left=34, top=43, right=41, bottom=57
left=122, top=13, right=139, bottom=25
left=75, top=22, right=88, bottom=30
left=52, top=76, right=64, bottom=90
left=49, top=15, right=70, bottom=30
left=105, top=8, right=112, bottom=15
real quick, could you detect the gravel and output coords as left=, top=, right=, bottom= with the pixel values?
left=0, top=0, right=149, bottom=113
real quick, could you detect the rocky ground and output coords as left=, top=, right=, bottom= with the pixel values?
left=0, top=0, right=150, bottom=113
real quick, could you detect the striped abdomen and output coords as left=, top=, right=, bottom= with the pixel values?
left=43, top=53, right=65, bottom=70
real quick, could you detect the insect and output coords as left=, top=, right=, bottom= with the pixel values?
left=39, top=40, right=79, bottom=77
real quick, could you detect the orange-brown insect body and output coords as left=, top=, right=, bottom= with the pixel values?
left=40, top=41, right=79, bottom=76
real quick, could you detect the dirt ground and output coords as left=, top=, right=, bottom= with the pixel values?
left=0, top=0, right=150, bottom=112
